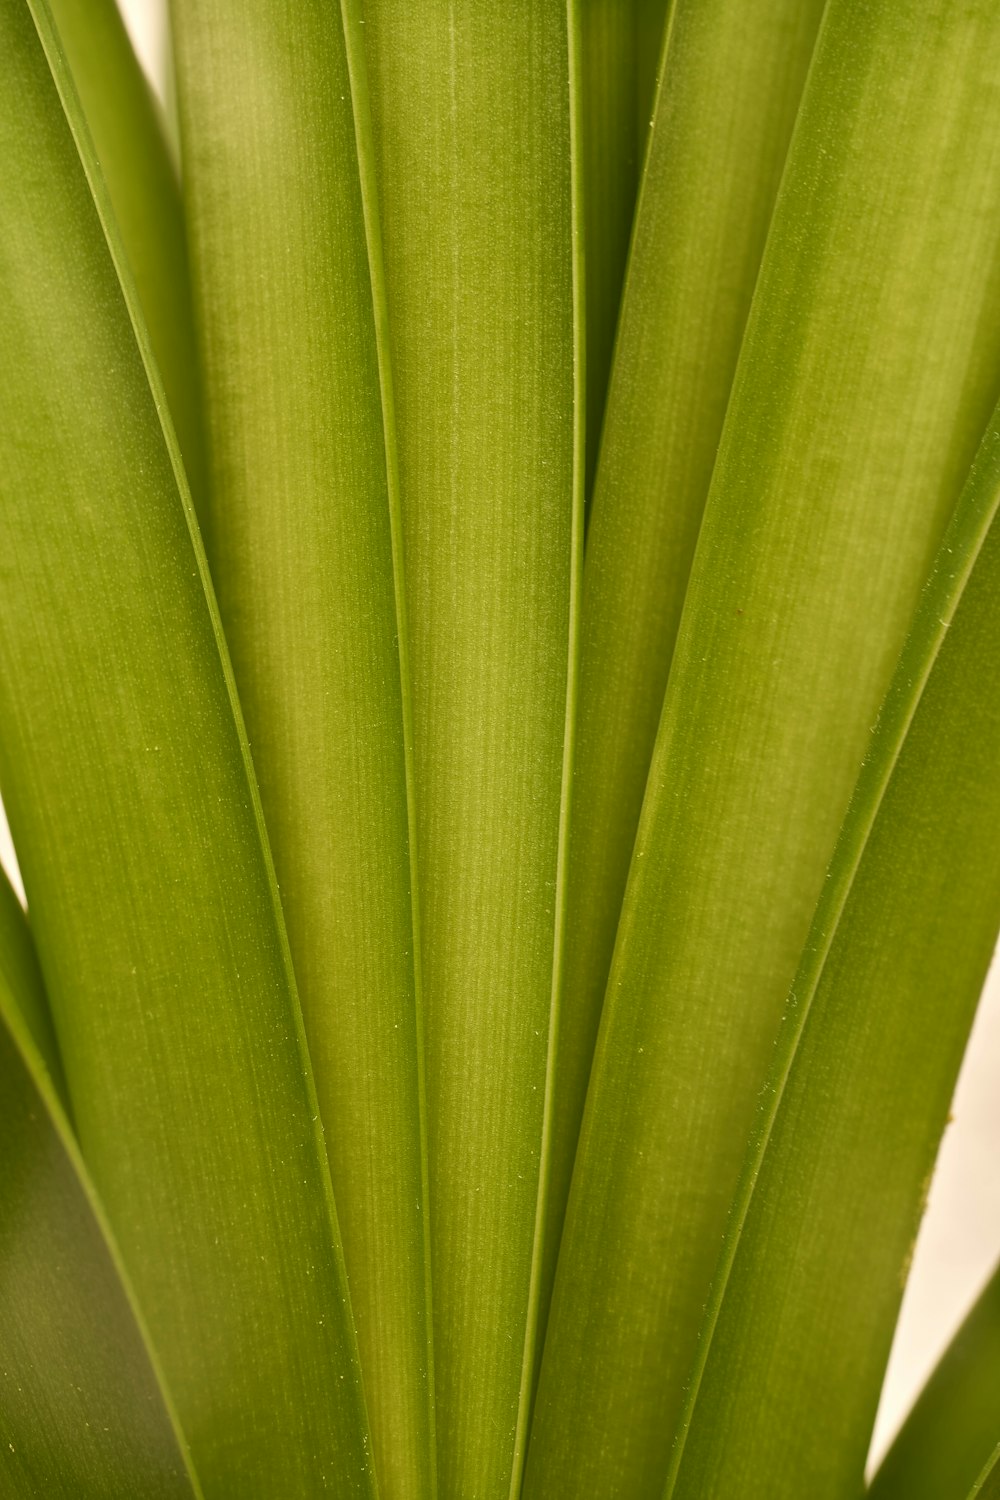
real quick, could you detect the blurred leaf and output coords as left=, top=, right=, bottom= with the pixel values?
left=0, top=963, right=200, bottom=1500
left=667, top=405, right=1000, bottom=1498
left=364, top=3, right=584, bottom=1494
left=0, top=858, right=65, bottom=1103
left=973, top=1448, right=1000, bottom=1499
left=530, top=2, right=1000, bottom=1495
left=544, top=0, right=826, bottom=1330
left=47, top=0, right=207, bottom=521
left=869, top=1262, right=1000, bottom=1500
left=0, top=3, right=373, bottom=1493
left=169, top=1, right=433, bottom=1492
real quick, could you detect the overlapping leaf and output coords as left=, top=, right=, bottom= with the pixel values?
left=48, top=0, right=207, bottom=521
left=543, top=0, right=827, bottom=1331
left=870, top=1262, right=1000, bottom=1500
left=364, top=4, right=584, bottom=1494
left=530, top=2, right=1000, bottom=1494
left=169, top=1, right=432, bottom=1491
left=0, top=3, right=373, bottom=1493
left=667, top=403, right=1000, bottom=1498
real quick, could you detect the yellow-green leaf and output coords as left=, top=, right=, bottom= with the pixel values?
left=364, top=3, right=584, bottom=1493
left=0, top=3, right=373, bottom=1493
left=169, top=2, right=432, bottom=1492
left=530, top=3, right=1000, bottom=1495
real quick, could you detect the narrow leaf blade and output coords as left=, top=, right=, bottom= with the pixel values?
left=531, top=3, right=1000, bottom=1494
left=169, top=1, right=433, bottom=1491
left=669, top=404, right=1000, bottom=1498
left=0, top=4, right=373, bottom=1493
left=364, top=4, right=582, bottom=1493
left=47, top=0, right=207, bottom=520
left=545, top=0, right=826, bottom=1324
left=0, top=917, right=200, bottom=1498
left=869, top=1263, right=1000, bottom=1500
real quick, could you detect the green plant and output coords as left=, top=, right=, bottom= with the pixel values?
left=1, top=0, right=998, bottom=1495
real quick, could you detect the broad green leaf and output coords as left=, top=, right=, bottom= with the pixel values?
left=0, top=4, right=373, bottom=1495
left=0, top=855, right=65, bottom=1101
left=0, top=966, right=200, bottom=1499
left=364, top=4, right=584, bottom=1495
left=529, top=3, right=1000, bottom=1495
left=579, top=0, right=639, bottom=502
left=544, top=0, right=826, bottom=1324
left=46, top=0, right=207, bottom=521
left=869, top=1262, right=1000, bottom=1500
left=667, top=407, right=1000, bottom=1498
left=168, top=2, right=432, bottom=1493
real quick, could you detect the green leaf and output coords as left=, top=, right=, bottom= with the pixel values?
left=0, top=961, right=200, bottom=1499
left=364, top=4, right=584, bottom=1494
left=634, top=0, right=667, bottom=151
left=46, top=0, right=207, bottom=522
left=529, top=2, right=1000, bottom=1495
left=0, top=3, right=373, bottom=1494
left=0, top=855, right=66, bottom=1103
left=973, top=1448, right=1000, bottom=1500
left=544, top=0, right=826, bottom=1330
left=666, top=403, right=1000, bottom=1498
left=869, top=1262, right=1000, bottom=1500
left=168, top=2, right=432, bottom=1493
left=579, top=0, right=639, bottom=503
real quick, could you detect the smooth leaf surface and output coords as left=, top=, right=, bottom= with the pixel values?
left=530, top=3, right=1000, bottom=1495
left=0, top=4, right=373, bottom=1493
left=364, top=4, right=583, bottom=1494
left=169, top=3, right=432, bottom=1493
left=869, top=1262, right=1000, bottom=1500
left=634, top=0, right=667, bottom=151
left=544, top=0, right=826, bottom=1321
left=47, top=0, right=207, bottom=520
left=0, top=966, right=200, bottom=1500
left=579, top=0, right=638, bottom=502
left=668, top=405, right=1000, bottom=1498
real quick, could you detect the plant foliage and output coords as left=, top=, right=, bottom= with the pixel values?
left=0, top=0, right=998, bottom=1496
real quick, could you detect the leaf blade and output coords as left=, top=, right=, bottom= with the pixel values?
left=364, top=4, right=581, bottom=1493
left=0, top=4, right=374, bottom=1493
left=46, top=0, right=207, bottom=521
left=869, top=1263, right=1000, bottom=1500
left=0, top=985, right=201, bottom=1500
left=168, top=1, right=434, bottom=1491
left=543, top=0, right=827, bottom=1335
left=668, top=402, right=1000, bottom=1498
left=530, top=3, right=1000, bottom=1494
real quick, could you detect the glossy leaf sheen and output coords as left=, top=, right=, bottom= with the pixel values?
left=668, top=408, right=1000, bottom=1498
left=169, top=2, right=432, bottom=1492
left=869, top=1263, right=1000, bottom=1500
left=545, top=0, right=825, bottom=1318
left=0, top=4, right=373, bottom=1494
left=531, top=3, right=1000, bottom=1494
left=364, top=4, right=582, bottom=1494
